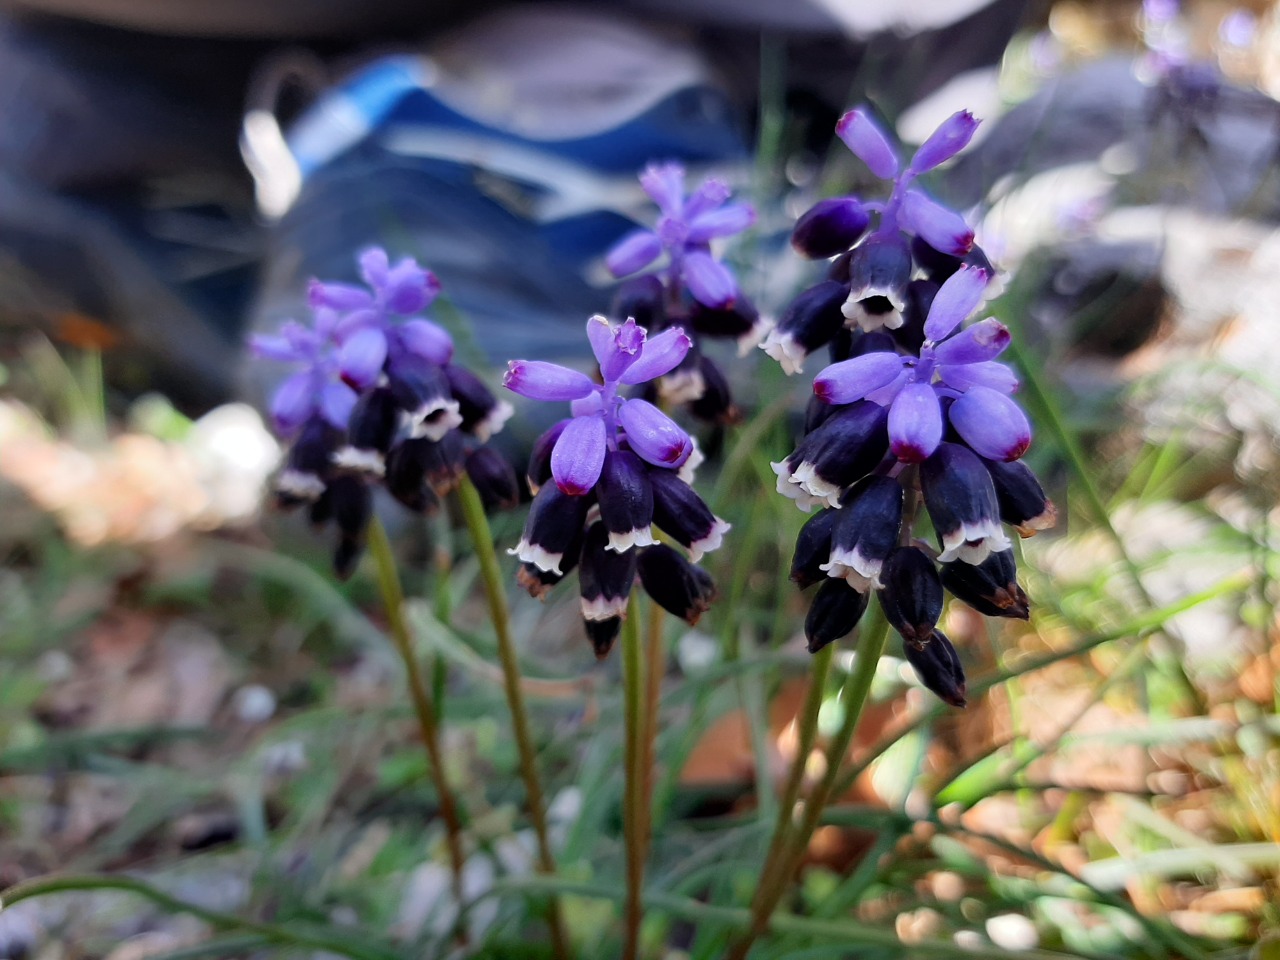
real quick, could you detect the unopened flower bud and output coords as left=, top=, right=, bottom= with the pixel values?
left=596, top=450, right=656, bottom=552
left=761, top=280, right=848, bottom=375
left=878, top=547, right=944, bottom=644
left=940, top=549, right=1029, bottom=619
left=649, top=468, right=730, bottom=561
left=821, top=477, right=903, bottom=591
left=903, top=629, right=967, bottom=707
left=805, top=578, right=869, bottom=653
left=792, top=197, right=871, bottom=259
left=791, top=508, right=838, bottom=588
left=921, top=442, right=1010, bottom=565
left=984, top=458, right=1056, bottom=536
left=465, top=447, right=521, bottom=512
left=637, top=543, right=717, bottom=625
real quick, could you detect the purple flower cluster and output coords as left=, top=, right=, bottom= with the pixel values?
left=252, top=248, right=518, bottom=577
left=504, top=315, right=728, bottom=657
left=764, top=107, right=1055, bottom=707
left=604, top=163, right=765, bottom=425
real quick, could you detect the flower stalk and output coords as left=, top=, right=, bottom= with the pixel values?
left=366, top=517, right=468, bottom=915
left=456, top=474, right=572, bottom=960
left=620, top=594, right=647, bottom=960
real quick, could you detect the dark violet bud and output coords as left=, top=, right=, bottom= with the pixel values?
left=465, top=447, right=521, bottom=512
left=908, top=110, right=979, bottom=174
left=805, top=578, right=869, bottom=654
left=983, top=458, right=1057, bottom=537
left=527, top=419, right=571, bottom=495
left=596, top=449, right=656, bottom=552
left=903, top=630, right=967, bottom=707
left=517, top=523, right=584, bottom=600
left=804, top=393, right=839, bottom=435
left=585, top=617, right=623, bottom=660
left=835, top=107, right=900, bottom=180
left=391, top=430, right=466, bottom=499
left=822, top=477, right=903, bottom=591
left=761, top=280, right=848, bottom=375
left=333, top=387, right=399, bottom=477
left=689, top=296, right=766, bottom=354
left=843, top=234, right=912, bottom=333
left=940, top=549, right=1030, bottom=620
left=899, top=190, right=973, bottom=258
left=611, top=275, right=666, bottom=330
left=579, top=522, right=638, bottom=657
left=772, top=401, right=889, bottom=510
left=384, top=441, right=440, bottom=514
left=649, top=468, right=730, bottom=562
left=948, top=386, right=1031, bottom=462
left=510, top=482, right=594, bottom=576
left=386, top=362, right=463, bottom=441
left=792, top=197, right=871, bottom=259
left=791, top=508, right=838, bottom=589
left=275, top=416, right=339, bottom=507
left=329, top=474, right=372, bottom=581
left=827, top=327, right=857, bottom=364
left=920, top=442, right=1010, bottom=565
left=688, top=356, right=740, bottom=425
left=446, top=364, right=514, bottom=442
left=637, top=543, right=717, bottom=625
left=877, top=547, right=944, bottom=644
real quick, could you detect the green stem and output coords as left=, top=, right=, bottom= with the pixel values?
left=726, top=603, right=892, bottom=960
left=0, top=874, right=401, bottom=960
left=455, top=475, right=571, bottom=960
left=621, top=595, right=646, bottom=960
left=366, top=517, right=468, bottom=910
left=754, top=643, right=834, bottom=901
left=641, top=600, right=665, bottom=867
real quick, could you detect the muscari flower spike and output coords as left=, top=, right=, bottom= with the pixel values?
left=604, top=163, right=763, bottom=426
left=765, top=107, right=1053, bottom=707
left=505, top=315, right=728, bottom=658
left=253, top=248, right=518, bottom=578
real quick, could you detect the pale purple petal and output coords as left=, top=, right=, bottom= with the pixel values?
left=319, top=381, right=358, bottom=429
left=932, top=318, right=1011, bottom=366
left=334, top=308, right=382, bottom=341
left=865, top=368, right=911, bottom=407
left=570, top=391, right=606, bottom=417
left=923, top=265, right=989, bottom=342
left=686, top=203, right=756, bottom=243
left=618, top=398, right=693, bottom=468
left=682, top=177, right=731, bottom=220
left=270, top=371, right=315, bottom=434
left=308, top=280, right=374, bottom=312
left=381, top=257, right=440, bottom=314
left=813, top=352, right=906, bottom=404
left=909, top=110, right=980, bottom=174
left=949, top=386, right=1031, bottom=461
left=888, top=382, right=943, bottom=463
left=835, top=107, right=900, bottom=180
left=619, top=327, right=693, bottom=385
left=249, top=333, right=303, bottom=362
left=682, top=251, right=737, bottom=308
left=938, top=360, right=1019, bottom=395
left=338, top=327, right=388, bottom=390
left=900, top=190, right=974, bottom=257
left=606, top=230, right=663, bottom=277
left=587, top=315, right=644, bottom=381
left=395, top=319, right=454, bottom=366
left=551, top=415, right=607, bottom=496
left=503, top=360, right=597, bottom=401
left=639, top=162, right=686, bottom=216
left=358, top=247, right=390, bottom=287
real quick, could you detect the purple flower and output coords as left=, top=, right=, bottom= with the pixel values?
left=250, top=316, right=357, bottom=436
left=605, top=163, right=755, bottom=309
left=504, top=315, right=729, bottom=657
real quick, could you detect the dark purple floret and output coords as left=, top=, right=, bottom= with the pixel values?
left=805, top=578, right=869, bottom=653
left=596, top=450, right=656, bottom=553
left=579, top=522, right=638, bottom=650
left=465, top=447, right=521, bottom=512
left=877, top=547, right=944, bottom=644
left=790, top=508, right=838, bottom=589
left=920, top=442, right=1010, bottom=565
left=903, top=630, right=967, bottom=707
left=983, top=457, right=1057, bottom=537
left=760, top=280, right=849, bottom=375
left=940, top=549, right=1030, bottom=620
left=792, top=197, right=872, bottom=259
left=636, top=543, right=718, bottom=625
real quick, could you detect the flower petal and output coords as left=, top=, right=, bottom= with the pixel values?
left=381, top=257, right=440, bottom=315
left=395, top=319, right=454, bottom=366
left=813, top=352, right=906, bottom=405
left=618, top=398, right=693, bottom=468
left=900, top=190, right=974, bottom=257
left=938, top=360, right=1019, bottom=394
left=551, top=415, right=608, bottom=496
left=686, top=203, right=756, bottom=243
left=791, top=197, right=871, bottom=259
left=909, top=110, right=980, bottom=174
left=681, top=177, right=731, bottom=220
left=587, top=315, right=645, bottom=382
left=319, top=381, right=358, bottom=430
left=835, top=107, right=900, bottom=180
left=503, top=361, right=597, bottom=401
left=338, top=327, right=388, bottom=390
left=923, top=264, right=989, bottom=342
left=249, top=333, right=303, bottom=362
left=888, top=381, right=943, bottom=463
left=308, top=280, right=374, bottom=312
left=948, top=385, right=1031, bottom=461
left=606, top=230, right=663, bottom=278
left=682, top=250, right=737, bottom=308
left=619, top=326, right=693, bottom=384
left=932, top=318, right=1011, bottom=366
left=271, top=371, right=315, bottom=434
left=639, top=162, right=686, bottom=215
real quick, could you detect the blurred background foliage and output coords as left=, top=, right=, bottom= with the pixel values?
left=2, top=0, right=1280, bottom=958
